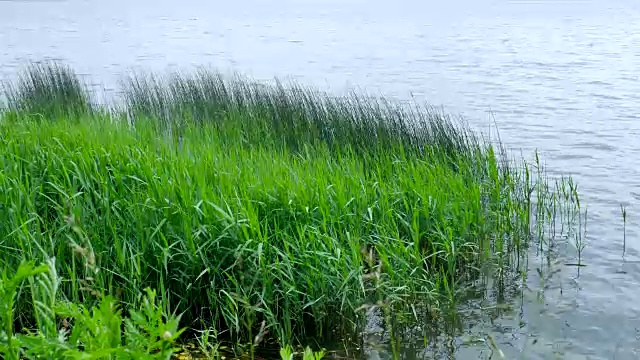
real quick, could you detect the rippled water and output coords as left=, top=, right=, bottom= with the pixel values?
left=2, top=0, right=640, bottom=358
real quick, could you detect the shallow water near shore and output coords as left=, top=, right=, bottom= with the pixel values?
left=2, top=0, right=640, bottom=358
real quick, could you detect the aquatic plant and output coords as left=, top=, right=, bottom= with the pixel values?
left=0, top=258, right=183, bottom=360
left=2, top=61, right=93, bottom=118
left=621, top=204, right=627, bottom=258
left=0, top=62, right=584, bottom=358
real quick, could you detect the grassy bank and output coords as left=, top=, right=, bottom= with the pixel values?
left=0, top=62, right=581, bottom=359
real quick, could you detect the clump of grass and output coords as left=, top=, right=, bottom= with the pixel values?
left=2, top=61, right=93, bottom=119
left=120, top=68, right=478, bottom=162
left=0, top=63, right=584, bottom=357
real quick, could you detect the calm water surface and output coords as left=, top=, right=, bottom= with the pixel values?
left=2, top=0, right=640, bottom=358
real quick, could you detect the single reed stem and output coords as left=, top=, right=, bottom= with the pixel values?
left=621, top=204, right=627, bottom=258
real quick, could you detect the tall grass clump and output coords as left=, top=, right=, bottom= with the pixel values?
left=2, top=61, right=92, bottom=119
left=120, top=68, right=478, bottom=162
left=0, top=63, right=583, bottom=357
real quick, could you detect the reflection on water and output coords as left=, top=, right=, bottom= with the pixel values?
left=2, top=0, right=640, bottom=358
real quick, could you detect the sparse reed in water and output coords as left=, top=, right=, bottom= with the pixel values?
left=621, top=204, right=627, bottom=258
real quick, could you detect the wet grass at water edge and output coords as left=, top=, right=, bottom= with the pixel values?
left=0, top=61, right=586, bottom=359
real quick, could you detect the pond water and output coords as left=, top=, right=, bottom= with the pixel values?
left=2, top=0, right=640, bottom=358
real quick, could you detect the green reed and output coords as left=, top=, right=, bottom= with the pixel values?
left=0, top=62, right=583, bottom=358
left=2, top=61, right=93, bottom=119
left=621, top=204, right=627, bottom=258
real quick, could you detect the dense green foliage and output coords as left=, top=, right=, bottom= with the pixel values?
left=0, top=62, right=579, bottom=358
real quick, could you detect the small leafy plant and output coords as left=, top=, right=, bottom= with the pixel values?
left=279, top=345, right=325, bottom=360
left=0, top=258, right=184, bottom=359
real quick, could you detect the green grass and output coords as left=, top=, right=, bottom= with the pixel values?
left=0, top=62, right=581, bottom=359
left=2, top=61, right=93, bottom=119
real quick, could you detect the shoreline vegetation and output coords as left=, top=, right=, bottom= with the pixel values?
left=0, top=62, right=583, bottom=359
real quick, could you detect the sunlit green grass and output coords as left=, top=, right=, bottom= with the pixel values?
left=0, top=62, right=580, bottom=358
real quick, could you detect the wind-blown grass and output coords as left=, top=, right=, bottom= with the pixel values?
left=120, top=69, right=478, bottom=161
left=0, top=63, right=581, bottom=358
left=2, top=61, right=93, bottom=119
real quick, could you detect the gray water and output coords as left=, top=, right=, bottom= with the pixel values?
left=2, top=0, right=640, bottom=358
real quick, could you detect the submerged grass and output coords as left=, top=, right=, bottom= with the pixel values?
left=0, top=62, right=582, bottom=359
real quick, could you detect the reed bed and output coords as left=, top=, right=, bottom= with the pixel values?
left=0, top=63, right=581, bottom=359
left=2, top=62, right=93, bottom=118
